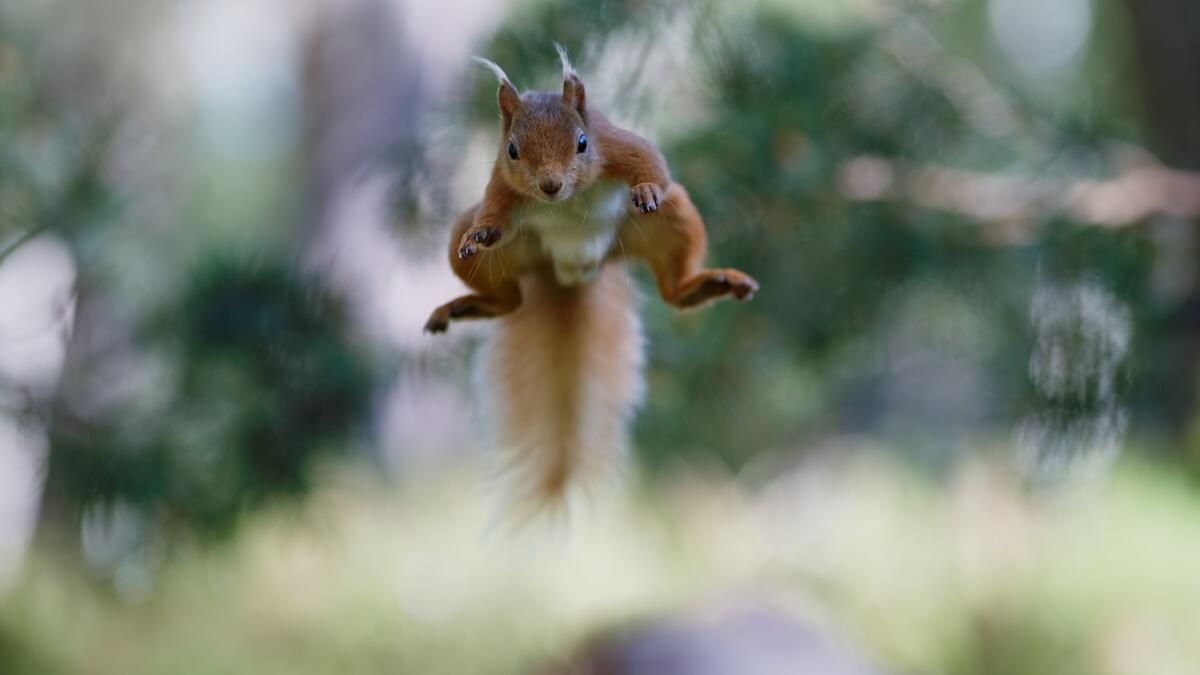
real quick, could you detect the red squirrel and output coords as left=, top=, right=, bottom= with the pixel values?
left=425, top=46, right=757, bottom=510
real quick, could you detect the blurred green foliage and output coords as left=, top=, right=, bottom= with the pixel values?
left=44, top=255, right=374, bottom=539
left=0, top=13, right=377, bottom=554
left=5, top=459, right=1200, bottom=675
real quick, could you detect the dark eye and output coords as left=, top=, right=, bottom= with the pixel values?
left=576, top=133, right=587, bottom=154
left=507, top=142, right=519, bottom=160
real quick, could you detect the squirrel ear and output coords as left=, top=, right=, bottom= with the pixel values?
left=497, top=81, right=521, bottom=125
left=563, top=73, right=586, bottom=118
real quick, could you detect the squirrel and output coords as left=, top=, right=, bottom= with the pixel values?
left=425, top=46, right=758, bottom=512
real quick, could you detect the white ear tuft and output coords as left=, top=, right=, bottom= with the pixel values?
left=555, top=43, right=575, bottom=78
left=473, top=56, right=514, bottom=87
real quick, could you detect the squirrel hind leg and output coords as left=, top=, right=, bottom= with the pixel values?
left=619, top=183, right=758, bottom=308
left=424, top=290, right=522, bottom=334
left=673, top=268, right=759, bottom=308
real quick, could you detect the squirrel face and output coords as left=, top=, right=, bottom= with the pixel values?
left=500, top=93, right=599, bottom=203
left=477, top=48, right=600, bottom=203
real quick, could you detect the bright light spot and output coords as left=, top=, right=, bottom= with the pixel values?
left=838, top=156, right=895, bottom=200
left=988, top=0, right=1092, bottom=78
left=1018, top=280, right=1130, bottom=480
left=0, top=233, right=74, bottom=589
left=174, top=0, right=298, bottom=154
left=0, top=234, right=75, bottom=390
left=81, top=499, right=158, bottom=602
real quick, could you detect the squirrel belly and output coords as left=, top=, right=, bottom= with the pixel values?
left=517, top=180, right=627, bottom=286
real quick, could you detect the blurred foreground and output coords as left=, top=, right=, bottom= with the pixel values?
left=5, top=450, right=1200, bottom=675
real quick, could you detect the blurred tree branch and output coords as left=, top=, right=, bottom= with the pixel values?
left=0, top=226, right=46, bottom=269
left=838, top=155, right=1200, bottom=238
left=1125, top=0, right=1200, bottom=169
left=1124, top=0, right=1200, bottom=444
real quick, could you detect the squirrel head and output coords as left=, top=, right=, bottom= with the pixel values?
left=475, top=46, right=601, bottom=203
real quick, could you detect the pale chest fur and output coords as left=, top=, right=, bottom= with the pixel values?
left=516, top=180, right=628, bottom=286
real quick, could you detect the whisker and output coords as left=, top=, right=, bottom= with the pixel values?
left=496, top=243, right=510, bottom=281
left=579, top=188, right=595, bottom=230
left=466, top=249, right=483, bottom=286
left=622, top=209, right=649, bottom=243
left=577, top=189, right=602, bottom=280
left=615, top=229, right=633, bottom=290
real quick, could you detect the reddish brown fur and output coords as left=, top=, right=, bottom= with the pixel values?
left=423, top=172, right=757, bottom=332
left=425, top=51, right=757, bottom=509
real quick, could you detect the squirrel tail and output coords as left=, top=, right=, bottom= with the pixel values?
left=477, top=263, right=644, bottom=518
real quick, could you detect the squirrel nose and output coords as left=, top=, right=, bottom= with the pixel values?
left=540, top=179, right=562, bottom=196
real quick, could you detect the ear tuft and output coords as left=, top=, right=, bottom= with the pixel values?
left=555, top=43, right=575, bottom=79
left=473, top=56, right=521, bottom=125
left=473, top=56, right=512, bottom=85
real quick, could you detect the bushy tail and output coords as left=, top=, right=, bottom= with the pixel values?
left=477, top=264, right=644, bottom=518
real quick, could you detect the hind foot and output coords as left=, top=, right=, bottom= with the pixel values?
left=423, top=292, right=522, bottom=334
left=674, top=269, right=758, bottom=308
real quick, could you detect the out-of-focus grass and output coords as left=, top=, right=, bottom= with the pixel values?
left=4, top=448, right=1200, bottom=675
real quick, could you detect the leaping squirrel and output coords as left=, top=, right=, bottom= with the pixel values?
left=425, top=46, right=757, bottom=511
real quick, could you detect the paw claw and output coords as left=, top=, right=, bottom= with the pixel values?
left=458, top=225, right=501, bottom=259
left=631, top=183, right=663, bottom=215
left=732, top=276, right=759, bottom=300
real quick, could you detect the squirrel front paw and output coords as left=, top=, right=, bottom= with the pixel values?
left=630, top=183, right=662, bottom=214
left=457, top=224, right=503, bottom=260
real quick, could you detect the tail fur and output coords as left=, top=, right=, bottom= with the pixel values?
left=477, top=263, right=644, bottom=517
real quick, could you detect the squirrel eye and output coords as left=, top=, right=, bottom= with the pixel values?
left=576, top=133, right=587, bottom=154
left=507, top=142, right=519, bottom=160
